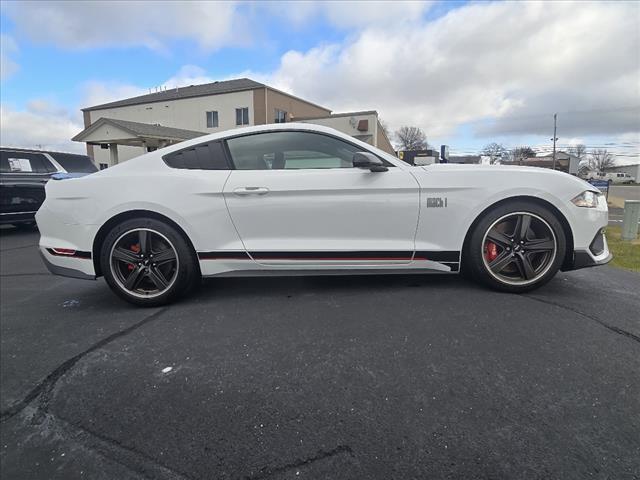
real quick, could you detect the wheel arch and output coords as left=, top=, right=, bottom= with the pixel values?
left=461, top=195, right=575, bottom=272
left=92, top=209, right=199, bottom=277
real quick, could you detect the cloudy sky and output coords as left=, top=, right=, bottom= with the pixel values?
left=1, top=0, right=639, bottom=162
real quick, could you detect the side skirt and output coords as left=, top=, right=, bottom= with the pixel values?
left=197, top=250, right=461, bottom=277
left=206, top=268, right=459, bottom=278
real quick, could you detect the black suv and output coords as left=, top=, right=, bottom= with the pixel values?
left=0, top=147, right=97, bottom=227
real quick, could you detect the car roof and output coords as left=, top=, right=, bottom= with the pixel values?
left=158, top=123, right=400, bottom=164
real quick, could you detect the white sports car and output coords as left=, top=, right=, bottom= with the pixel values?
left=36, top=123, right=611, bottom=306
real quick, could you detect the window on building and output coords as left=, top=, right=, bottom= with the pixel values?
left=235, top=107, right=249, bottom=126
left=99, top=163, right=109, bottom=170
left=274, top=109, right=287, bottom=123
left=206, top=111, right=219, bottom=128
left=227, top=131, right=373, bottom=170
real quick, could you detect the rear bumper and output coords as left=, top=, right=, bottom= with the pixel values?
left=39, top=248, right=96, bottom=280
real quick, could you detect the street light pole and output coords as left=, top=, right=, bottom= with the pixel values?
left=552, top=113, right=558, bottom=170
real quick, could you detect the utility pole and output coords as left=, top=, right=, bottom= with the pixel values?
left=551, top=113, right=558, bottom=170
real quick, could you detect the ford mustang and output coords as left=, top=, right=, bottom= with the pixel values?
left=35, top=123, right=611, bottom=306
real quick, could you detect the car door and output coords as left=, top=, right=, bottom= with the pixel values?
left=222, top=130, right=420, bottom=266
left=0, top=151, right=56, bottom=222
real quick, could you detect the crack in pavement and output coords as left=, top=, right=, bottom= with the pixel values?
left=51, top=414, right=194, bottom=480
left=524, top=294, right=640, bottom=344
left=244, top=445, right=355, bottom=480
left=2, top=299, right=356, bottom=480
left=0, top=307, right=168, bottom=422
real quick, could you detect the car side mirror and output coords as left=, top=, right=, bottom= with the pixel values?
left=353, top=152, right=388, bottom=172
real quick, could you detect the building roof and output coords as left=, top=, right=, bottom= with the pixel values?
left=72, top=117, right=206, bottom=143
left=605, top=163, right=640, bottom=169
left=295, top=110, right=378, bottom=121
left=83, top=78, right=265, bottom=111
left=533, top=151, right=580, bottom=161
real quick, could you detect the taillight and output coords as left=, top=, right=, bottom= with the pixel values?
left=51, top=248, right=77, bottom=256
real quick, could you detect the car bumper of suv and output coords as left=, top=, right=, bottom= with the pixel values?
left=0, top=211, right=38, bottom=224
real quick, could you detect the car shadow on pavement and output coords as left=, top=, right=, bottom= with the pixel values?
left=195, top=272, right=479, bottom=302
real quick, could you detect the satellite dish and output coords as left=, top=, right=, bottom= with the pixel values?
left=349, top=117, right=357, bottom=128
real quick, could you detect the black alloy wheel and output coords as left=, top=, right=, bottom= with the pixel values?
left=482, top=212, right=557, bottom=285
left=101, top=218, right=199, bottom=306
left=465, top=201, right=566, bottom=293
left=110, top=228, right=179, bottom=298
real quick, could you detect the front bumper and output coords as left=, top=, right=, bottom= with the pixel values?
left=563, top=228, right=612, bottom=271
left=570, top=250, right=613, bottom=270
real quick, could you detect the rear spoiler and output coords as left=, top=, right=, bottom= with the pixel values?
left=51, top=172, right=92, bottom=181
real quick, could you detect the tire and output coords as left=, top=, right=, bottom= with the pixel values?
left=465, top=201, right=566, bottom=293
left=100, top=217, right=199, bottom=306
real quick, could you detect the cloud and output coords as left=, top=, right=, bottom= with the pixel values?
left=267, top=1, right=433, bottom=29
left=163, top=65, right=215, bottom=89
left=3, top=0, right=431, bottom=53
left=81, top=81, right=148, bottom=109
left=258, top=1, right=639, bottom=139
left=0, top=101, right=84, bottom=152
left=78, top=66, right=217, bottom=109
left=4, top=1, right=246, bottom=51
left=0, top=34, right=19, bottom=80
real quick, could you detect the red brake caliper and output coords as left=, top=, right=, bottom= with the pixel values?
left=485, top=242, right=498, bottom=262
left=128, top=244, right=141, bottom=270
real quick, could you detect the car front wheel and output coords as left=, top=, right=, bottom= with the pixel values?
left=466, top=201, right=566, bottom=293
left=100, top=218, right=198, bottom=306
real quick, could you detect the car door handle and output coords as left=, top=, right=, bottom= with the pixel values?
left=233, top=187, right=270, bottom=196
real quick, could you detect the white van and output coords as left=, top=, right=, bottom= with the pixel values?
left=587, top=172, right=636, bottom=184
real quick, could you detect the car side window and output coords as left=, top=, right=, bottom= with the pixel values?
left=226, top=131, right=374, bottom=170
left=0, top=152, right=54, bottom=173
left=163, top=141, right=229, bottom=170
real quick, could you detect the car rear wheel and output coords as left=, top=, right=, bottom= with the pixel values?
left=465, top=201, right=566, bottom=293
left=100, top=218, right=198, bottom=306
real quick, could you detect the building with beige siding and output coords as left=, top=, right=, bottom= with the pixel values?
left=73, top=78, right=394, bottom=168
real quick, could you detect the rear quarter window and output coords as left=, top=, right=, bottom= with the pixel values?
left=163, top=141, right=229, bottom=170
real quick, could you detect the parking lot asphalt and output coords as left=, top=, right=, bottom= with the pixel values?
left=1, top=226, right=639, bottom=479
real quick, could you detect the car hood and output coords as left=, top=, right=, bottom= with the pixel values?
left=420, top=163, right=595, bottom=191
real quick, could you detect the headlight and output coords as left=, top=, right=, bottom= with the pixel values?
left=571, top=190, right=601, bottom=208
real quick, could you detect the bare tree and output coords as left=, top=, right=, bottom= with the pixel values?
left=395, top=126, right=427, bottom=151
left=506, top=146, right=536, bottom=164
left=568, top=144, right=587, bottom=159
left=588, top=149, right=615, bottom=174
left=481, top=142, right=507, bottom=164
